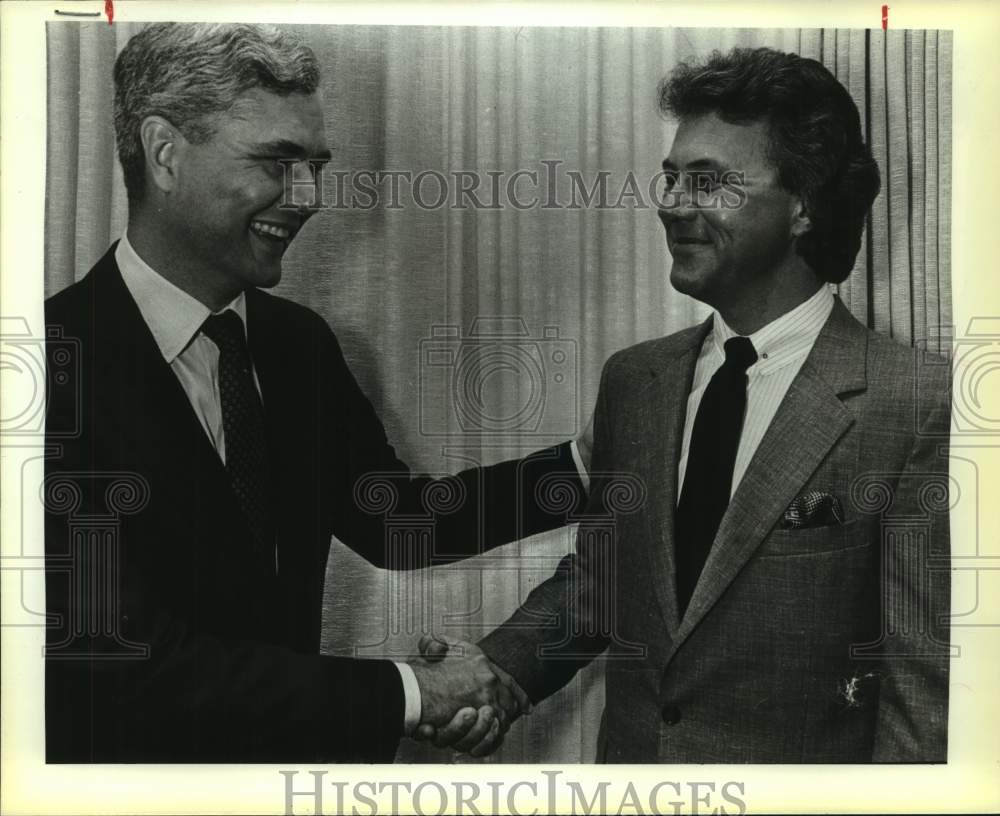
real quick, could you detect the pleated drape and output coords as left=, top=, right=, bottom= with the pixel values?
left=45, top=23, right=952, bottom=762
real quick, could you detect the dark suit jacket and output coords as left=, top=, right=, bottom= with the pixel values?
left=44, top=244, right=584, bottom=763
left=481, top=299, right=951, bottom=762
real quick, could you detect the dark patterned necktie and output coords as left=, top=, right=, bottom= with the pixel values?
left=201, top=311, right=274, bottom=560
left=675, top=336, right=757, bottom=616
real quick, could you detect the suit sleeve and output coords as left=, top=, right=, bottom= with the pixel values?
left=43, top=310, right=404, bottom=763
left=478, top=354, right=621, bottom=702
left=872, top=359, right=952, bottom=762
left=316, top=322, right=587, bottom=568
left=45, top=546, right=406, bottom=763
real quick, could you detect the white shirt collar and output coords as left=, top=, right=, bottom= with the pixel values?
left=115, top=233, right=248, bottom=363
left=711, top=284, right=835, bottom=375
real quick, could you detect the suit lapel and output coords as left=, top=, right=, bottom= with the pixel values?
left=88, top=251, right=244, bottom=524
left=674, top=298, right=869, bottom=644
left=637, top=319, right=710, bottom=638
left=244, top=290, right=312, bottom=580
left=245, top=289, right=310, bottom=496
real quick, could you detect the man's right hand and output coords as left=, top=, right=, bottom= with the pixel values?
left=407, top=635, right=529, bottom=756
left=407, top=637, right=516, bottom=722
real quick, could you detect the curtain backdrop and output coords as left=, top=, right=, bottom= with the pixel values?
left=45, top=23, right=952, bottom=763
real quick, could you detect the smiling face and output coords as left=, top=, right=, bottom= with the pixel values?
left=659, top=112, right=810, bottom=321
left=161, top=87, right=330, bottom=306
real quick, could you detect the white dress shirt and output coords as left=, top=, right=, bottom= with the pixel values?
left=116, top=235, right=250, bottom=461
left=677, top=284, right=835, bottom=499
left=115, top=234, right=424, bottom=735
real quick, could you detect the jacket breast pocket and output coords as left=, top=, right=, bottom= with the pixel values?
left=755, top=518, right=869, bottom=558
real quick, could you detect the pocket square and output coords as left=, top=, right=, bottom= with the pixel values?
left=781, top=491, right=844, bottom=529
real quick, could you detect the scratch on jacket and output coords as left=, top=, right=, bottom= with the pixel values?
left=839, top=671, right=878, bottom=707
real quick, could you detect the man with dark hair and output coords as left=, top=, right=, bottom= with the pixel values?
left=659, top=46, right=881, bottom=287
left=44, top=22, right=589, bottom=763
left=432, top=47, right=951, bottom=762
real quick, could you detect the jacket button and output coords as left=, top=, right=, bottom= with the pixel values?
left=661, top=704, right=681, bottom=725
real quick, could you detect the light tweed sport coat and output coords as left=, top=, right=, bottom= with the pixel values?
left=481, top=297, right=952, bottom=763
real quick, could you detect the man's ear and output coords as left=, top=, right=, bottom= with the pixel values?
left=790, top=197, right=812, bottom=238
left=139, top=116, right=185, bottom=194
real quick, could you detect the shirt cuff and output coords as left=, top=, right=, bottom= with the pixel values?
left=569, top=439, right=591, bottom=494
left=394, top=661, right=422, bottom=736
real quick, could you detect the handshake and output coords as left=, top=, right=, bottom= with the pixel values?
left=407, top=635, right=531, bottom=757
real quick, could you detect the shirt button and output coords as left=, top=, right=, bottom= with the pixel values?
left=661, top=704, right=682, bottom=725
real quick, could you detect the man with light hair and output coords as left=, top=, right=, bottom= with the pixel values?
left=44, top=22, right=588, bottom=762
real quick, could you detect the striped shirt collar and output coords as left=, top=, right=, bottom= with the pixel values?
left=711, top=284, right=835, bottom=376
left=115, top=233, right=247, bottom=364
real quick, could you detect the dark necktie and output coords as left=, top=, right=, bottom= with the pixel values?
left=674, top=335, right=757, bottom=616
left=201, top=311, right=275, bottom=559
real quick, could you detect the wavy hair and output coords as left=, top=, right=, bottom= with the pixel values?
left=659, top=47, right=881, bottom=283
left=113, top=23, right=320, bottom=203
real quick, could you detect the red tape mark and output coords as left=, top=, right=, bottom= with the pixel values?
left=105, top=0, right=114, bottom=25
left=882, top=4, right=889, bottom=30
